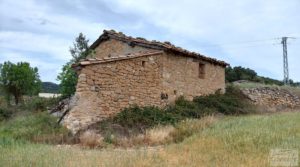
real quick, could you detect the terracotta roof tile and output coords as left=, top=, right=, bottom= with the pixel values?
left=90, top=30, right=228, bottom=66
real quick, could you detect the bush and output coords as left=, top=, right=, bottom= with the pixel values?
left=110, top=86, right=253, bottom=132
left=193, top=85, right=253, bottom=115
left=113, top=106, right=178, bottom=130
left=0, top=108, right=12, bottom=121
left=0, top=136, right=28, bottom=147
left=21, top=97, right=59, bottom=112
left=166, top=96, right=216, bottom=119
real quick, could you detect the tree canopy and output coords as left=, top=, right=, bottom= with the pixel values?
left=0, top=61, right=41, bottom=105
left=57, top=33, right=93, bottom=98
left=225, top=66, right=299, bottom=86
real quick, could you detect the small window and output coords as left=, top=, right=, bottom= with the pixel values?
left=142, top=61, right=146, bottom=67
left=199, top=63, right=205, bottom=79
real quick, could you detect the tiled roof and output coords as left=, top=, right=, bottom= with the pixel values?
left=90, top=30, right=228, bottom=66
left=73, top=51, right=163, bottom=67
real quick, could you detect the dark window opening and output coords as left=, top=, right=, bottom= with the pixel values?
left=142, top=61, right=146, bottom=67
left=161, top=93, right=168, bottom=100
left=199, top=63, right=205, bottom=79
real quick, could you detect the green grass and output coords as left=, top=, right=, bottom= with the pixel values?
left=0, top=112, right=71, bottom=144
left=1, top=111, right=299, bottom=167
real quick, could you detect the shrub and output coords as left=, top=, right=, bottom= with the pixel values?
left=21, top=97, right=60, bottom=112
left=0, top=108, right=12, bottom=121
left=0, top=136, right=28, bottom=147
left=166, top=96, right=216, bottom=119
left=113, top=106, right=178, bottom=130
left=193, top=85, right=253, bottom=115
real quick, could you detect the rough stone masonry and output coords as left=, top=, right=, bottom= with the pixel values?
left=62, top=30, right=228, bottom=134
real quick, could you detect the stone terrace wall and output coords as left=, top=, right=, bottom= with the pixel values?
left=242, top=87, right=300, bottom=110
left=161, top=53, right=225, bottom=102
left=63, top=55, right=165, bottom=134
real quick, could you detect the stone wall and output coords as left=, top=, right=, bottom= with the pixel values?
left=242, top=87, right=300, bottom=110
left=161, top=53, right=225, bottom=102
left=63, top=40, right=226, bottom=134
left=63, top=55, right=165, bottom=134
left=92, top=39, right=158, bottom=59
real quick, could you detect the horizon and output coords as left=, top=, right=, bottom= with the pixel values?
left=1, top=0, right=299, bottom=83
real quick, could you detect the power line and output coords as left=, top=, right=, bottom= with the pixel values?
left=197, top=38, right=279, bottom=48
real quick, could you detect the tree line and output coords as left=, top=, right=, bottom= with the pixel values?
left=226, top=66, right=300, bottom=86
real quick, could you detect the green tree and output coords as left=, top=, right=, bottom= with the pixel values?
left=226, top=66, right=257, bottom=82
left=57, top=63, right=78, bottom=98
left=57, top=33, right=93, bottom=97
left=70, top=33, right=93, bottom=63
left=0, top=61, right=41, bottom=105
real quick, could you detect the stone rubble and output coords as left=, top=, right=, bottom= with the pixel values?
left=241, top=87, right=300, bottom=109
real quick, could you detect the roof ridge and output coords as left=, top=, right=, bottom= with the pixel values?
left=90, top=29, right=228, bottom=66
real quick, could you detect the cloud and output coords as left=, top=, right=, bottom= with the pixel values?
left=109, top=0, right=300, bottom=81
left=0, top=0, right=299, bottom=82
left=0, top=0, right=110, bottom=82
left=0, top=31, right=71, bottom=61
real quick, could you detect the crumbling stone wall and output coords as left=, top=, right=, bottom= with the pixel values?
left=242, top=87, right=300, bottom=110
left=63, top=40, right=226, bottom=134
left=161, top=53, right=225, bottom=102
left=63, top=55, right=165, bottom=133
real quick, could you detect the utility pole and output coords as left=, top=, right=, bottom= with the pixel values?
left=281, top=37, right=295, bottom=85
left=281, top=37, right=289, bottom=85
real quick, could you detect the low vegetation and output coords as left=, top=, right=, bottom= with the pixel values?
left=0, top=111, right=299, bottom=166
left=0, top=112, right=71, bottom=144
left=84, top=85, right=255, bottom=147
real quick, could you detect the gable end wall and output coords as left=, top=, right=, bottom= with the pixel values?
left=161, top=52, right=225, bottom=102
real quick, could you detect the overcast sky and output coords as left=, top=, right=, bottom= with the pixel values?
left=0, top=0, right=299, bottom=83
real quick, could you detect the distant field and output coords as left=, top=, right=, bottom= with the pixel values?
left=1, top=111, right=299, bottom=167
left=38, top=93, right=61, bottom=98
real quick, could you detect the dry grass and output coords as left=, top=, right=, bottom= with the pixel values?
left=103, top=116, right=217, bottom=147
left=1, top=112, right=299, bottom=167
left=171, top=115, right=218, bottom=142
left=79, top=130, right=104, bottom=148
left=111, top=125, right=175, bottom=147
left=144, top=125, right=175, bottom=145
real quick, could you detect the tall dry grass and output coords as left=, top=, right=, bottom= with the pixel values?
left=79, top=130, right=104, bottom=148
left=1, top=112, right=299, bottom=167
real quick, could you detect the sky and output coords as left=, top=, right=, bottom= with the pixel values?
left=0, top=0, right=299, bottom=83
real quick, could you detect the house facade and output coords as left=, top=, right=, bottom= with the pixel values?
left=63, top=30, right=228, bottom=133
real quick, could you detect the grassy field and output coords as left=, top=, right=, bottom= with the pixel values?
left=0, top=111, right=299, bottom=167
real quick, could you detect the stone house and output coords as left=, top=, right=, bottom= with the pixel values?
left=63, top=30, right=228, bottom=133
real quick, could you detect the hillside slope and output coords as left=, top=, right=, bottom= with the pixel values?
left=41, top=82, right=59, bottom=93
